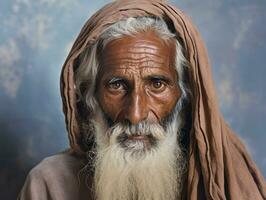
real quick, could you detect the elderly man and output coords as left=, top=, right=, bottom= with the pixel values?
left=18, top=0, right=266, bottom=200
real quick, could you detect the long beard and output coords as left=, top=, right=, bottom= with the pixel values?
left=91, top=104, right=186, bottom=200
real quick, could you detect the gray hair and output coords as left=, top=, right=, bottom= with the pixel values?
left=75, top=16, right=190, bottom=117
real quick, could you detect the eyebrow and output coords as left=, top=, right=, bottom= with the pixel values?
left=108, top=77, right=125, bottom=84
left=144, top=75, right=172, bottom=83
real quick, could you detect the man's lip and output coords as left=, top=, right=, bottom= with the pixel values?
left=127, top=135, right=148, bottom=141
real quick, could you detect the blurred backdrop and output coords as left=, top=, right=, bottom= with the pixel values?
left=1, top=0, right=265, bottom=199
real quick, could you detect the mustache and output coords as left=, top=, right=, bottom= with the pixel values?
left=106, top=120, right=166, bottom=145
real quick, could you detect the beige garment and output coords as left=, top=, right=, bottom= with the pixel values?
left=18, top=151, right=91, bottom=200
left=20, top=0, right=266, bottom=199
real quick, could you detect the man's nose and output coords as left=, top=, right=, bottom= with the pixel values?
left=124, top=92, right=148, bottom=125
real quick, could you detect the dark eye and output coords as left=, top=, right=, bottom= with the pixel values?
left=152, top=80, right=163, bottom=89
left=109, top=81, right=123, bottom=90
left=107, top=78, right=127, bottom=92
left=151, top=79, right=166, bottom=91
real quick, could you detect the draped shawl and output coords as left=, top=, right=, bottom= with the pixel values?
left=60, top=0, right=266, bottom=199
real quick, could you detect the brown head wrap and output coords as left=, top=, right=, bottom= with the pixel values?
left=60, top=0, right=266, bottom=199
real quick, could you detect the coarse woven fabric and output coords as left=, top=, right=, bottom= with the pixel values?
left=59, top=0, right=266, bottom=199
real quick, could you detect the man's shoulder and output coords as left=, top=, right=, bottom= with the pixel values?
left=28, top=150, right=85, bottom=181
left=18, top=150, right=89, bottom=200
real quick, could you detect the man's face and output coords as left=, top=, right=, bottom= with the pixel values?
left=93, top=29, right=184, bottom=200
left=96, top=30, right=180, bottom=127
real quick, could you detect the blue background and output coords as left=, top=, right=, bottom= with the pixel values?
left=0, top=0, right=265, bottom=199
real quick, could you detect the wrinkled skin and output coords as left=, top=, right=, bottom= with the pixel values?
left=96, top=30, right=180, bottom=126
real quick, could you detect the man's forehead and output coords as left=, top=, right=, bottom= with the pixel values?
left=101, top=56, right=168, bottom=70
left=103, top=44, right=167, bottom=63
left=105, top=39, right=167, bottom=54
left=100, top=65, right=177, bottom=79
left=99, top=30, right=176, bottom=73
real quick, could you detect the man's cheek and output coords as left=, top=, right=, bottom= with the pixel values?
left=148, top=94, right=179, bottom=119
left=104, top=105, right=121, bottom=122
left=149, top=105, right=171, bottom=122
left=99, top=95, right=123, bottom=122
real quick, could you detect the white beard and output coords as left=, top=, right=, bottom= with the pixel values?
left=91, top=106, right=185, bottom=200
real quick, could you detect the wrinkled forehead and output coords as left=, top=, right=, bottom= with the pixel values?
left=98, top=30, right=176, bottom=73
